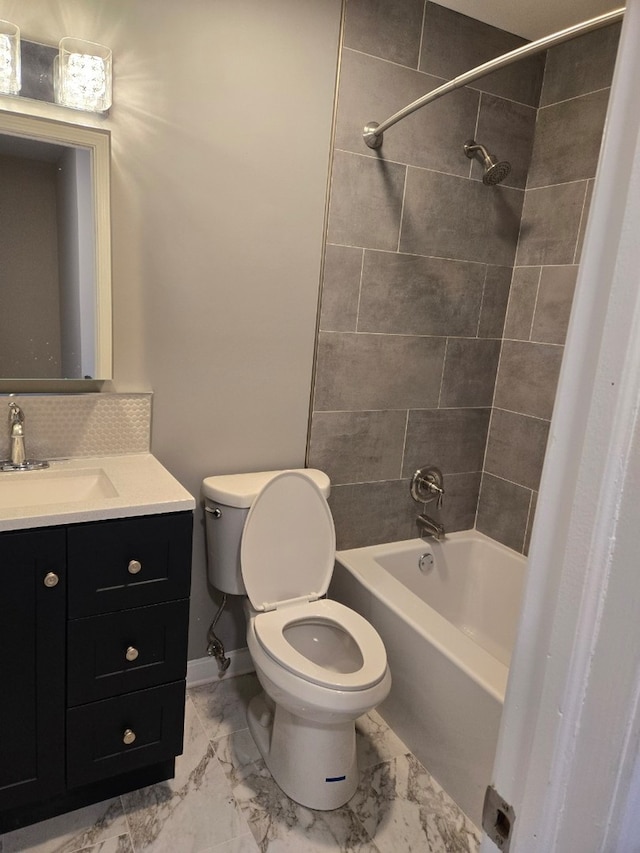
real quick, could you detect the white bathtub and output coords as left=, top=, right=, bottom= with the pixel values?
left=330, top=530, right=526, bottom=826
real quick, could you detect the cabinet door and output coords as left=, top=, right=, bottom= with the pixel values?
left=0, top=528, right=66, bottom=810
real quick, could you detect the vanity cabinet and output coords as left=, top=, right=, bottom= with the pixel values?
left=0, top=511, right=192, bottom=833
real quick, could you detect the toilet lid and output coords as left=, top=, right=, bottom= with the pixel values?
left=241, top=470, right=336, bottom=612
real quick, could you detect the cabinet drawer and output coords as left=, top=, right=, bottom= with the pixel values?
left=68, top=513, right=192, bottom=617
left=67, top=681, right=186, bottom=788
left=67, top=600, right=189, bottom=706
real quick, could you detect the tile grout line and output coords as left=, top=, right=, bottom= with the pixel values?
left=527, top=267, right=544, bottom=341
left=573, top=179, right=592, bottom=265
left=522, top=487, right=536, bottom=552
left=416, top=0, right=428, bottom=71
left=354, top=248, right=366, bottom=332
left=436, top=337, right=449, bottom=408
left=341, top=46, right=541, bottom=110
left=396, top=165, right=409, bottom=253
left=476, top=265, right=489, bottom=338
left=399, top=409, right=411, bottom=479
left=539, top=83, right=611, bottom=110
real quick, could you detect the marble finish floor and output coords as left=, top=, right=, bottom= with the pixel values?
left=0, top=674, right=480, bottom=853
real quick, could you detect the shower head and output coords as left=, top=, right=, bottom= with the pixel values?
left=464, top=139, right=511, bottom=186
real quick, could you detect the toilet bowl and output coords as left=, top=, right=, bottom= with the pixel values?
left=203, top=468, right=391, bottom=810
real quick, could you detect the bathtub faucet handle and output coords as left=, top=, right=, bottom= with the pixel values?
left=410, top=465, right=445, bottom=507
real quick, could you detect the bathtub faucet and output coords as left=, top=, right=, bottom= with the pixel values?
left=417, top=513, right=445, bottom=541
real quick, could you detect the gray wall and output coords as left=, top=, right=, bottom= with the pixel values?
left=477, top=24, right=620, bottom=551
left=0, top=0, right=342, bottom=658
left=308, top=0, right=542, bottom=548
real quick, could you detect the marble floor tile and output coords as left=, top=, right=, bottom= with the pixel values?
left=200, top=834, right=260, bottom=852
left=349, top=754, right=480, bottom=853
left=355, top=711, right=410, bottom=771
left=121, top=697, right=249, bottom=853
left=189, top=674, right=262, bottom=741
left=76, top=836, right=134, bottom=853
left=1, top=798, right=129, bottom=853
left=213, top=730, right=381, bottom=852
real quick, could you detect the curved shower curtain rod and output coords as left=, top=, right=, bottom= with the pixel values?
left=363, top=7, right=625, bottom=149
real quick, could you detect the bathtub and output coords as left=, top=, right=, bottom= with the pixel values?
left=330, top=529, right=526, bottom=826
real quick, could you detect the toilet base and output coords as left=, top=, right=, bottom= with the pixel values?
left=247, top=692, right=359, bottom=811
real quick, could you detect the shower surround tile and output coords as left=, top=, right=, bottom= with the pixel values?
left=357, top=252, right=485, bottom=336
left=476, top=473, right=532, bottom=552
left=329, top=479, right=418, bottom=549
left=313, top=332, right=446, bottom=412
left=540, top=23, right=621, bottom=106
left=327, top=152, right=405, bottom=251
left=420, top=2, right=545, bottom=107
left=504, top=267, right=541, bottom=341
left=335, top=49, right=479, bottom=175
left=439, top=338, right=502, bottom=408
left=478, top=266, right=512, bottom=339
left=319, top=245, right=363, bottom=332
left=399, top=168, right=524, bottom=266
left=494, top=340, right=563, bottom=420
left=515, top=181, right=587, bottom=267
left=527, top=89, right=611, bottom=188
left=472, top=94, right=537, bottom=190
left=484, top=408, right=550, bottom=491
left=531, top=265, right=579, bottom=345
left=343, top=0, right=425, bottom=69
left=308, top=410, right=407, bottom=486
left=402, top=408, right=491, bottom=476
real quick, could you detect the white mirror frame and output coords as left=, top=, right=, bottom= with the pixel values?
left=0, top=109, right=112, bottom=381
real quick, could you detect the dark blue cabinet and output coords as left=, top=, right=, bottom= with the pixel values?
left=0, top=511, right=192, bottom=833
left=0, top=527, right=66, bottom=811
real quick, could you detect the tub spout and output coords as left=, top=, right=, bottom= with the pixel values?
left=417, top=513, right=445, bottom=541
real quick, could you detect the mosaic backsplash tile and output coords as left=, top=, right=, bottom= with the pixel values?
left=0, top=394, right=151, bottom=461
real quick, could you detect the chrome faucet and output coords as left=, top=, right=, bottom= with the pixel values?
left=417, top=512, right=445, bottom=541
left=410, top=464, right=446, bottom=541
left=9, top=402, right=26, bottom=466
left=1, top=402, right=48, bottom=472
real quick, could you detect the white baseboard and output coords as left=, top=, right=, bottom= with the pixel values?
left=186, top=647, right=255, bottom=688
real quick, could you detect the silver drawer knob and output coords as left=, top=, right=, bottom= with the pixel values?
left=125, top=646, right=139, bottom=662
left=127, top=560, right=142, bottom=575
left=123, top=728, right=136, bottom=745
left=44, top=572, right=59, bottom=588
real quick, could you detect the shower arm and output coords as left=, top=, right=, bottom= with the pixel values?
left=363, top=7, right=625, bottom=149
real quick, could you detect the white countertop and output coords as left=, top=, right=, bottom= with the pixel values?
left=0, top=453, right=195, bottom=532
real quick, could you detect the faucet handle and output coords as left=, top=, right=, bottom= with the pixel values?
left=410, top=465, right=445, bottom=506
left=8, top=401, right=24, bottom=424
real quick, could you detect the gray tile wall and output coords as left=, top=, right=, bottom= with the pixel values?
left=476, top=24, right=620, bottom=552
left=308, top=1, right=542, bottom=548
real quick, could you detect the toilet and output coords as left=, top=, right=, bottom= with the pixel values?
left=203, top=468, right=391, bottom=810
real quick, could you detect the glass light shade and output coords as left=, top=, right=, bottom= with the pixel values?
left=55, top=37, right=111, bottom=112
left=0, top=20, right=20, bottom=95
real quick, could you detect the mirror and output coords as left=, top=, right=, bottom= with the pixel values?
left=0, top=110, right=112, bottom=381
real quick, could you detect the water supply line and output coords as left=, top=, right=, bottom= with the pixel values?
left=207, top=593, right=231, bottom=673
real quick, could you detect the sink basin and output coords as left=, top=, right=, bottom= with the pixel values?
left=0, top=467, right=118, bottom=510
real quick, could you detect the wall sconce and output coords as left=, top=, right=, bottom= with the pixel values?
left=54, top=37, right=111, bottom=113
left=0, top=20, right=21, bottom=95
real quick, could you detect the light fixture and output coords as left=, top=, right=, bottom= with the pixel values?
left=54, top=37, right=111, bottom=113
left=0, top=20, right=21, bottom=95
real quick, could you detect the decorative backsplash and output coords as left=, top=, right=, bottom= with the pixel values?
left=0, top=393, right=151, bottom=461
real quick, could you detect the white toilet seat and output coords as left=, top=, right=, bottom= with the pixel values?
left=253, top=598, right=387, bottom=691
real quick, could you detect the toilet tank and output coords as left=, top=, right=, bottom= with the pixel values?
left=202, top=468, right=331, bottom=595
